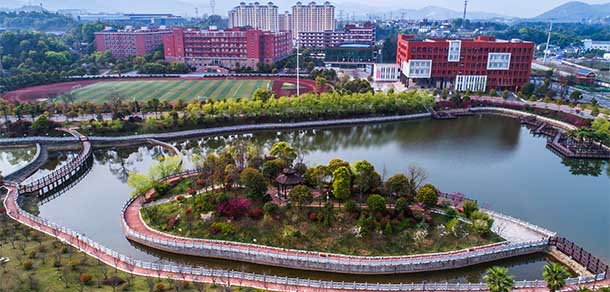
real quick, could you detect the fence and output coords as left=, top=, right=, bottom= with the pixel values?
left=123, top=177, right=553, bottom=274
left=17, top=139, right=93, bottom=196
left=550, top=237, right=610, bottom=276
left=6, top=188, right=608, bottom=291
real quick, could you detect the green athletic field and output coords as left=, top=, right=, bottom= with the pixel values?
left=67, top=79, right=273, bottom=103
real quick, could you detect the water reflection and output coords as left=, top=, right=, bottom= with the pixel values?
left=0, top=147, right=35, bottom=175
left=33, top=115, right=609, bottom=283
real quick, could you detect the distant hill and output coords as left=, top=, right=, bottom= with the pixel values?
left=534, top=1, right=610, bottom=22
left=335, top=3, right=507, bottom=20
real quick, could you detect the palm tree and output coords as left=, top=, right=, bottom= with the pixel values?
left=543, top=263, right=570, bottom=292
left=484, top=266, right=514, bottom=292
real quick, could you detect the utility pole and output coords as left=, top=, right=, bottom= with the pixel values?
left=296, top=11, right=300, bottom=97
left=462, top=0, right=468, bottom=28
left=543, top=20, right=553, bottom=64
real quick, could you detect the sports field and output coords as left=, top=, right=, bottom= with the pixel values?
left=67, top=79, right=273, bottom=103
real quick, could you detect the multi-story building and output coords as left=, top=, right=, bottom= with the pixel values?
left=94, top=27, right=172, bottom=58
left=291, top=1, right=335, bottom=33
left=396, top=34, right=534, bottom=92
left=298, top=22, right=374, bottom=50
left=278, top=11, right=293, bottom=35
left=228, top=2, right=279, bottom=32
left=583, top=39, right=610, bottom=52
left=163, top=27, right=291, bottom=71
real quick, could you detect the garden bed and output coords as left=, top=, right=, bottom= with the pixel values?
left=141, top=188, right=504, bottom=257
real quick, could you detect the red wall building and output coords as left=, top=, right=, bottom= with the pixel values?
left=95, top=27, right=171, bottom=58
left=163, top=28, right=291, bottom=71
left=396, top=34, right=535, bottom=92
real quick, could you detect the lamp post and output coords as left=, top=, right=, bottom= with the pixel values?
left=296, top=39, right=300, bottom=96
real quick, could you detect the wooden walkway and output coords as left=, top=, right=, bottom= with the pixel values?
left=15, top=129, right=93, bottom=197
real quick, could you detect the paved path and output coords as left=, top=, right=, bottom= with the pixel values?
left=4, top=185, right=608, bottom=291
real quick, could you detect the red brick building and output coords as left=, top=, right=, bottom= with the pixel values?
left=163, top=28, right=291, bottom=71
left=95, top=27, right=171, bottom=58
left=396, top=34, right=535, bottom=92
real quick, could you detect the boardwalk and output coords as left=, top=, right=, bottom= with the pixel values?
left=4, top=185, right=608, bottom=291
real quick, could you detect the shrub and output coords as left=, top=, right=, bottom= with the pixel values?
left=154, top=182, right=171, bottom=197
left=462, top=200, right=479, bottom=218
left=308, top=211, right=319, bottom=222
left=240, top=168, right=267, bottom=199
left=166, top=215, right=179, bottom=230
left=210, top=222, right=236, bottom=236
left=248, top=208, right=264, bottom=220
left=217, top=197, right=251, bottom=219
left=155, top=282, right=166, bottom=291
left=28, top=250, right=37, bottom=259
left=395, top=197, right=409, bottom=213
left=416, top=184, right=439, bottom=208
left=80, top=273, right=93, bottom=285
left=176, top=195, right=186, bottom=201
left=366, top=194, right=386, bottom=213
left=344, top=200, right=360, bottom=214
left=263, top=202, right=279, bottom=215
left=23, top=260, right=33, bottom=270
left=69, top=258, right=81, bottom=270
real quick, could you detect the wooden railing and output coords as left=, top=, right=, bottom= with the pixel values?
left=550, top=237, right=609, bottom=277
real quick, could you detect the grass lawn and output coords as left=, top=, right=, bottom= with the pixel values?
left=142, top=189, right=504, bottom=257
left=0, top=207, right=261, bottom=292
left=578, top=103, right=610, bottom=115
left=66, top=80, right=273, bottom=104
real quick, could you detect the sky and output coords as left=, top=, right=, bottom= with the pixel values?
left=191, top=0, right=610, bottom=18
left=5, top=0, right=609, bottom=18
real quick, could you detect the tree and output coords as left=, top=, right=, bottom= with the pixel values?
left=462, top=200, right=479, bottom=218
left=332, top=166, right=352, bottom=201
left=502, top=90, right=510, bottom=99
left=353, top=160, right=380, bottom=199
left=406, top=164, right=429, bottom=196
left=239, top=168, right=267, bottom=199
left=269, top=141, right=297, bottom=166
left=262, top=159, right=284, bottom=181
left=484, top=267, right=515, bottom=292
left=289, top=184, right=313, bottom=209
left=521, top=82, right=535, bottom=97
left=366, top=194, right=386, bottom=214
left=543, top=263, right=570, bottom=292
left=441, top=88, right=449, bottom=100
left=252, top=88, right=274, bottom=102
left=569, top=90, right=583, bottom=102
left=416, top=184, right=438, bottom=207
left=385, top=173, right=409, bottom=196
left=489, top=88, right=498, bottom=97
left=31, top=111, right=52, bottom=133
left=315, top=76, right=327, bottom=92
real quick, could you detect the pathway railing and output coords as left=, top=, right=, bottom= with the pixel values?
left=121, top=171, right=559, bottom=274
left=16, top=133, right=93, bottom=196
left=5, top=188, right=608, bottom=291
left=550, top=237, right=610, bottom=276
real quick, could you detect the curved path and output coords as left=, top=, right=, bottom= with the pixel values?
left=4, top=186, right=608, bottom=291
left=121, top=172, right=555, bottom=275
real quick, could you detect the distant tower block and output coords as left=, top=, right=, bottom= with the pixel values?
left=210, top=0, right=216, bottom=15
